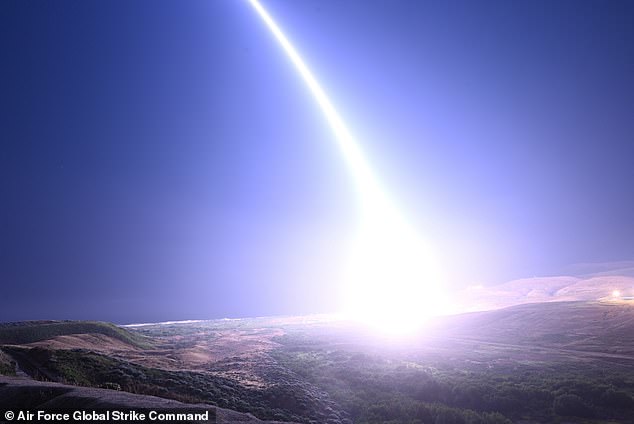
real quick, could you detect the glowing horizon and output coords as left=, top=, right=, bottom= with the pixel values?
left=247, top=0, right=450, bottom=331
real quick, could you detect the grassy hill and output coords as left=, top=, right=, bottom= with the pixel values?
left=438, top=300, right=634, bottom=355
left=0, top=321, right=151, bottom=349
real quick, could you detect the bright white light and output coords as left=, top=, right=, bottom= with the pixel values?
left=247, top=0, right=376, bottom=196
left=612, top=290, right=621, bottom=298
left=341, top=198, right=451, bottom=333
left=248, top=0, right=450, bottom=333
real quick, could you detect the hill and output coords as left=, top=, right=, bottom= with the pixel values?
left=456, top=275, right=634, bottom=311
left=0, top=321, right=151, bottom=349
left=438, top=300, right=634, bottom=356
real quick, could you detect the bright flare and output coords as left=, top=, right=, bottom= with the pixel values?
left=344, top=222, right=448, bottom=333
left=247, top=0, right=450, bottom=332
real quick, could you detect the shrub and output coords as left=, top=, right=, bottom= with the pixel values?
left=99, top=382, right=122, bottom=391
left=553, top=394, right=593, bottom=418
left=600, top=388, right=634, bottom=409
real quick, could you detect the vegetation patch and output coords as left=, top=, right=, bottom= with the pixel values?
left=271, top=333, right=634, bottom=424
left=1, top=346, right=337, bottom=423
left=0, top=349, right=16, bottom=375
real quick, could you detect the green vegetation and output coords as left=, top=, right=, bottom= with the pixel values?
left=271, top=334, right=634, bottom=424
left=0, top=346, right=334, bottom=423
left=0, top=349, right=16, bottom=375
left=0, top=321, right=152, bottom=348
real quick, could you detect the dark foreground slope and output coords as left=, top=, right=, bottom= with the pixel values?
left=0, top=376, right=297, bottom=424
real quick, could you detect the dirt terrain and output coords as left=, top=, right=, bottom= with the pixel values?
left=27, top=334, right=143, bottom=353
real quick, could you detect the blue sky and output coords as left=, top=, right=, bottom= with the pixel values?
left=2, top=0, right=633, bottom=323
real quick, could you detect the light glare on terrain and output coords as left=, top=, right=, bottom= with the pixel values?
left=248, top=0, right=449, bottom=333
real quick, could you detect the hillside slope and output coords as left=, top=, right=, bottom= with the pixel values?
left=0, top=321, right=151, bottom=349
left=436, top=300, right=634, bottom=359
left=0, top=376, right=297, bottom=424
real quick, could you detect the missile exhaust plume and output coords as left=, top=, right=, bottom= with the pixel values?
left=247, top=0, right=449, bottom=330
